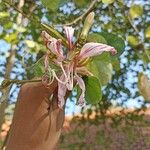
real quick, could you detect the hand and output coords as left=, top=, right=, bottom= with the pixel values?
left=6, top=81, right=64, bottom=150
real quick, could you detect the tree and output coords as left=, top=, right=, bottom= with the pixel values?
left=0, top=0, right=150, bottom=149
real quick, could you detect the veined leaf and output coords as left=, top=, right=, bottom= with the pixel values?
left=84, top=76, right=102, bottom=104
left=87, top=60, right=113, bottom=86
left=32, top=57, right=60, bottom=77
left=32, top=57, right=45, bottom=77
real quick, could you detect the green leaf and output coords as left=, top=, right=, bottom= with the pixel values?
left=98, top=32, right=125, bottom=57
left=0, top=12, right=9, bottom=18
left=87, top=60, right=113, bottom=86
left=92, top=52, right=111, bottom=63
left=74, top=0, right=90, bottom=8
left=32, top=58, right=45, bottom=77
left=138, top=73, right=150, bottom=101
left=112, top=58, right=120, bottom=71
left=4, top=32, right=18, bottom=43
left=145, top=26, right=150, bottom=38
left=41, top=0, right=66, bottom=12
left=102, top=0, right=114, bottom=4
left=25, top=40, right=36, bottom=48
left=84, top=76, right=102, bottom=104
left=137, top=50, right=150, bottom=64
left=87, top=33, right=107, bottom=44
left=127, top=35, right=139, bottom=47
left=32, top=57, right=60, bottom=77
left=129, top=4, right=143, bottom=19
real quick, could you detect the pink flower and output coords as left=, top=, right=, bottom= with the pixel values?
left=41, top=27, right=117, bottom=108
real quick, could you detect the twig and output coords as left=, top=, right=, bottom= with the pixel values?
left=65, top=0, right=99, bottom=26
left=127, top=15, right=150, bottom=61
left=127, top=15, right=140, bottom=36
left=0, top=79, right=42, bottom=90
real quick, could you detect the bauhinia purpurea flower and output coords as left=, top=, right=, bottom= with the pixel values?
left=41, top=12, right=117, bottom=108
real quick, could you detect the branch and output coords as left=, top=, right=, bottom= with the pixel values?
left=2, top=0, right=67, bottom=46
left=65, top=0, right=100, bottom=26
left=0, top=79, right=42, bottom=90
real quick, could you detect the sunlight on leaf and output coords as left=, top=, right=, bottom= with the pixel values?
left=129, top=4, right=143, bottom=19
left=138, top=73, right=150, bottom=101
left=127, top=35, right=139, bottom=47
left=145, top=26, right=150, bottom=38
left=4, top=32, right=18, bottom=43
left=0, top=12, right=9, bottom=18
left=25, top=40, right=36, bottom=48
left=102, top=0, right=114, bottom=4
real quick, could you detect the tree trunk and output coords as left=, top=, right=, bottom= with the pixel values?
left=0, top=46, right=16, bottom=130
left=6, top=81, right=65, bottom=150
left=0, top=0, right=24, bottom=130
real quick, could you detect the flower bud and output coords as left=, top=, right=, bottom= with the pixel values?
left=80, top=12, right=95, bottom=39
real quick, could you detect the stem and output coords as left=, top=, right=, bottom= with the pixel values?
left=65, top=0, right=99, bottom=26
left=145, top=49, right=150, bottom=61
left=127, top=15, right=140, bottom=36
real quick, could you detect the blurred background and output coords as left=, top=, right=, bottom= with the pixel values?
left=0, top=0, right=150, bottom=149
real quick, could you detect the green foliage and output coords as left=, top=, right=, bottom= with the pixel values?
left=0, top=12, right=9, bottom=18
left=127, top=35, right=140, bottom=47
left=87, top=33, right=107, bottom=44
left=86, top=32, right=124, bottom=85
left=102, top=0, right=114, bottom=4
left=129, top=4, right=143, bottom=19
left=137, top=50, right=150, bottom=64
left=74, top=0, right=90, bottom=8
left=84, top=76, right=102, bottom=104
left=4, top=32, right=18, bottom=44
left=145, top=26, right=150, bottom=38
left=98, top=32, right=125, bottom=57
left=41, top=0, right=66, bottom=12
left=87, top=59, right=113, bottom=86
left=32, top=58, right=45, bottom=77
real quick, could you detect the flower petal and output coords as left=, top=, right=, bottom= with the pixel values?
left=78, top=42, right=117, bottom=59
left=64, top=26, right=74, bottom=50
left=47, top=38, right=65, bottom=61
left=58, top=75, right=67, bottom=108
left=44, top=54, right=49, bottom=71
left=75, top=74, right=86, bottom=106
left=41, top=30, right=65, bottom=61
left=41, top=30, right=51, bottom=43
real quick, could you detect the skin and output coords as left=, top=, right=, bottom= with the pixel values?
left=6, top=81, right=65, bottom=150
